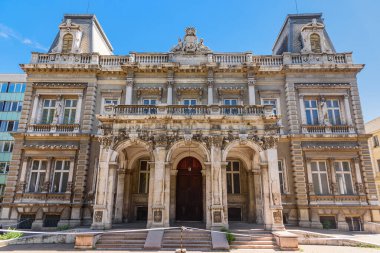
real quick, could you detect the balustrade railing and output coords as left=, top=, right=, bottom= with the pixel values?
left=30, top=52, right=353, bottom=67
left=28, top=124, right=80, bottom=133
left=109, top=104, right=270, bottom=117
left=302, top=124, right=354, bottom=134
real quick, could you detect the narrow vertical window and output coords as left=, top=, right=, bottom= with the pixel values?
left=310, top=33, right=322, bottom=53
left=373, top=136, right=379, bottom=147
left=63, top=99, right=77, bottom=124
left=311, top=161, right=330, bottom=195
left=28, top=160, right=47, bottom=192
left=226, top=161, right=240, bottom=194
left=304, top=99, right=319, bottom=125
left=278, top=160, right=286, bottom=194
left=41, top=99, right=56, bottom=124
left=62, top=34, right=73, bottom=54
left=335, top=161, right=354, bottom=195
left=51, top=160, right=70, bottom=193
left=0, top=162, right=9, bottom=174
left=224, top=99, right=238, bottom=115
left=262, top=99, right=278, bottom=115
left=327, top=99, right=341, bottom=125
left=143, top=99, right=157, bottom=114
left=138, top=160, right=150, bottom=194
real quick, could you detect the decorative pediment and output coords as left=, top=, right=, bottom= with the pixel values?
left=136, top=87, right=163, bottom=98
left=301, top=18, right=325, bottom=32
left=300, top=18, right=332, bottom=54
left=171, top=27, right=211, bottom=54
left=51, top=19, right=83, bottom=54
left=59, top=19, right=81, bottom=31
left=217, top=87, right=245, bottom=98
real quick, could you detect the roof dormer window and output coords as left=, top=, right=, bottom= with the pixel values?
left=62, top=34, right=73, bottom=54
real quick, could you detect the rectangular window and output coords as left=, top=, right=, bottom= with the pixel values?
left=335, top=161, right=354, bottom=195
left=51, top=160, right=70, bottom=193
left=102, top=98, right=119, bottom=114
left=262, top=99, right=278, bottom=115
left=0, top=83, right=8, bottom=93
left=8, top=83, right=15, bottom=93
left=143, top=99, right=157, bottom=114
left=17, top=101, right=22, bottom=112
left=345, top=217, right=363, bottom=231
left=138, top=160, right=150, bottom=194
left=0, top=141, right=14, bottom=152
left=278, top=160, right=286, bottom=194
left=326, top=99, right=342, bottom=125
left=304, top=99, right=319, bottom=125
left=377, top=159, right=380, bottom=173
left=41, top=99, right=56, bottom=124
left=311, top=161, right=330, bottom=195
left=226, top=161, right=240, bottom=194
left=43, top=214, right=60, bottom=227
left=63, top=99, right=77, bottom=124
left=18, top=214, right=35, bottom=229
left=0, top=121, right=18, bottom=132
left=0, top=162, right=9, bottom=174
left=224, top=99, right=238, bottom=115
left=28, top=160, right=47, bottom=192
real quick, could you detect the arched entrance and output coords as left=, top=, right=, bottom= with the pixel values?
left=176, top=157, right=203, bottom=221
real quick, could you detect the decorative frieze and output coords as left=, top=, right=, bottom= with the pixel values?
left=32, top=82, right=87, bottom=88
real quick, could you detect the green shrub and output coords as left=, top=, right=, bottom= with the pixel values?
left=57, top=224, right=70, bottom=231
left=220, top=227, right=235, bottom=244
left=0, top=228, right=23, bottom=240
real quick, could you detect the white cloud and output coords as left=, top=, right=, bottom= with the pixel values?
left=0, top=23, right=48, bottom=51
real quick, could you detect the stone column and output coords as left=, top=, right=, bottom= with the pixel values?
left=299, top=95, right=306, bottom=125
left=169, top=169, right=177, bottom=223
left=210, top=137, right=227, bottom=228
left=125, top=78, right=133, bottom=105
left=17, top=157, right=30, bottom=193
left=207, top=80, right=214, bottom=105
left=148, top=145, right=168, bottom=228
left=267, top=148, right=285, bottom=230
left=30, top=94, right=40, bottom=124
left=167, top=81, right=173, bottom=105
left=43, top=158, right=53, bottom=193
left=248, top=75, right=256, bottom=105
left=123, top=170, right=132, bottom=222
left=105, top=163, right=117, bottom=229
left=353, top=157, right=364, bottom=195
left=248, top=170, right=255, bottom=222
left=344, top=94, right=353, bottom=125
left=204, top=162, right=212, bottom=229
left=114, top=169, right=126, bottom=223
left=253, top=169, right=263, bottom=224
left=74, top=94, right=83, bottom=124
left=91, top=145, right=117, bottom=230
left=261, top=164, right=271, bottom=229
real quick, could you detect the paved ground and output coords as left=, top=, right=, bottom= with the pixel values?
left=0, top=244, right=379, bottom=252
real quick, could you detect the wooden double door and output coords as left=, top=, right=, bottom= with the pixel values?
left=176, top=157, right=203, bottom=221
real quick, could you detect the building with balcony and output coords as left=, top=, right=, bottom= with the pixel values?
left=1, top=13, right=379, bottom=231
left=365, top=117, right=380, bottom=200
left=0, top=74, right=26, bottom=202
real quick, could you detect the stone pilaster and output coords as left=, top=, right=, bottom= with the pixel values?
left=285, top=81, right=301, bottom=134
left=349, top=80, right=365, bottom=134
left=253, top=169, right=263, bottom=224
left=247, top=72, right=256, bottom=105
left=114, top=168, right=126, bottom=223
left=18, top=81, right=33, bottom=131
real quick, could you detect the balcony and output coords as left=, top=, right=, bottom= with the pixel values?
left=302, top=124, right=355, bottom=134
left=28, top=124, right=80, bottom=133
left=104, top=104, right=275, bottom=118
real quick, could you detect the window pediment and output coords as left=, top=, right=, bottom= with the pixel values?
left=32, top=82, right=86, bottom=89
left=217, top=87, right=245, bottom=98
left=136, top=87, right=162, bottom=98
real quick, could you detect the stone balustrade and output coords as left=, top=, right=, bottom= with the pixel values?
left=302, top=124, right=355, bottom=134
left=106, top=104, right=274, bottom=117
left=28, top=124, right=80, bottom=133
left=30, top=52, right=353, bottom=67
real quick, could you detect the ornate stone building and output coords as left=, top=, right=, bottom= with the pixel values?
left=1, top=13, right=379, bottom=231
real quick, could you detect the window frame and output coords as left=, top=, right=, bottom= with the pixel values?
left=41, top=99, right=56, bottom=124
left=138, top=160, right=150, bottom=194
left=334, top=161, right=355, bottom=195
left=0, top=162, right=9, bottom=174
left=63, top=99, right=77, bottom=124
left=326, top=99, right=342, bottom=125
left=278, top=159, right=287, bottom=194
left=28, top=159, right=47, bottom=193
left=310, top=33, right=322, bottom=53
left=226, top=160, right=241, bottom=194
left=304, top=99, right=319, bottom=125
left=262, top=98, right=278, bottom=115
left=62, top=33, right=73, bottom=54
left=310, top=160, right=330, bottom=195
left=51, top=160, right=70, bottom=193
left=101, top=98, right=119, bottom=114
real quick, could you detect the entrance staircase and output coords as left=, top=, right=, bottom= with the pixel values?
left=162, top=228, right=212, bottom=251
left=229, top=226, right=277, bottom=250
left=96, top=230, right=148, bottom=250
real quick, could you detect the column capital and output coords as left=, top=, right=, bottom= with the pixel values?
left=352, top=157, right=360, bottom=163
left=299, top=94, right=304, bottom=99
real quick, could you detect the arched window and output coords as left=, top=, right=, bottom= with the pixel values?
left=310, top=33, right=322, bottom=53
left=62, top=34, right=73, bottom=54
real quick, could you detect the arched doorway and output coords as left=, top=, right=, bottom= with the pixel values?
left=176, top=157, right=203, bottom=221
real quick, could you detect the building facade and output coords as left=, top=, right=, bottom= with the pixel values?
left=365, top=118, right=380, bottom=199
left=1, top=13, right=379, bottom=231
left=0, top=74, right=26, bottom=202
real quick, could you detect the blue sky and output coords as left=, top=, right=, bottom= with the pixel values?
left=0, top=0, right=379, bottom=122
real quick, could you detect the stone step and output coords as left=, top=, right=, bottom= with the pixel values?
left=230, top=245, right=276, bottom=249
left=231, top=240, right=276, bottom=245
left=97, top=239, right=146, bottom=244
left=233, top=236, right=274, bottom=241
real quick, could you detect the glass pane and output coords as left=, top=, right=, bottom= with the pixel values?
left=41, top=161, right=47, bottom=171
left=312, top=174, right=321, bottom=194
left=140, top=161, right=147, bottom=171
left=320, top=174, right=329, bottom=194
left=226, top=162, right=231, bottom=171
left=233, top=174, right=240, bottom=194
left=227, top=174, right=232, bottom=193
left=344, top=174, right=354, bottom=194
left=342, top=162, right=350, bottom=171
left=29, top=172, right=37, bottom=192
left=139, top=174, right=147, bottom=193
left=55, top=161, right=62, bottom=170
left=311, top=100, right=317, bottom=108
left=53, top=173, right=61, bottom=192
left=38, top=172, right=45, bottom=191
left=312, top=110, right=319, bottom=124
left=231, top=100, right=237, bottom=105
left=336, top=174, right=345, bottom=194
left=61, top=173, right=68, bottom=192
left=319, top=162, right=326, bottom=171
left=44, top=100, right=50, bottom=107
left=333, top=100, right=339, bottom=107
left=224, top=100, right=230, bottom=105
left=233, top=162, right=239, bottom=171
left=32, top=160, right=39, bottom=170
left=278, top=161, right=283, bottom=172
left=335, top=110, right=341, bottom=125
left=334, top=162, right=341, bottom=171
left=306, top=111, right=312, bottom=125
left=64, top=161, right=70, bottom=170
left=311, top=162, right=317, bottom=171
left=279, top=173, right=284, bottom=193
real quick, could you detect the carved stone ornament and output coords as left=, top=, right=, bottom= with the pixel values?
left=272, top=192, right=281, bottom=206
left=260, top=136, right=279, bottom=150
left=171, top=27, right=211, bottom=54
left=153, top=210, right=162, bottom=223
left=94, top=211, right=103, bottom=223
left=273, top=210, right=282, bottom=224
left=213, top=211, right=222, bottom=223
left=356, top=183, right=364, bottom=194
left=32, top=82, right=87, bottom=88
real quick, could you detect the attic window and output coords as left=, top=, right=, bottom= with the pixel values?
left=310, top=33, right=322, bottom=53
left=62, top=34, right=73, bottom=54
